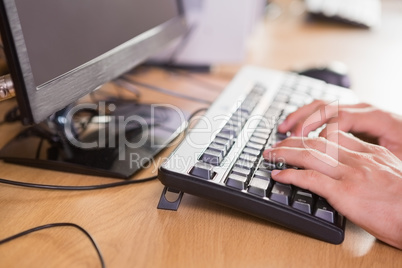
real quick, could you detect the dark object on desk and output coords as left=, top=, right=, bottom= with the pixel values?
left=304, top=0, right=381, bottom=29
left=0, top=102, right=186, bottom=178
left=297, top=62, right=351, bottom=88
left=143, top=62, right=212, bottom=73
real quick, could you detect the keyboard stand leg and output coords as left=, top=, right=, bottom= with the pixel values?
left=157, top=186, right=184, bottom=211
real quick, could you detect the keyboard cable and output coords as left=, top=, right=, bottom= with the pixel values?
left=0, top=107, right=208, bottom=267
left=119, top=76, right=213, bottom=105
left=0, top=222, right=105, bottom=268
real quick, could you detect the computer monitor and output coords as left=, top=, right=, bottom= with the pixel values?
left=0, top=0, right=188, bottom=178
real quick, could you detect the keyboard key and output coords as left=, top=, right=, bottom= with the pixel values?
left=274, top=94, right=289, bottom=103
left=289, top=96, right=309, bottom=107
left=235, top=159, right=255, bottom=170
left=216, top=132, right=234, bottom=141
left=277, top=115, right=287, bottom=126
left=314, top=198, right=336, bottom=223
left=214, top=137, right=232, bottom=152
left=255, top=126, right=272, bottom=135
left=208, top=142, right=227, bottom=156
left=294, top=83, right=310, bottom=93
left=268, top=136, right=278, bottom=144
left=270, top=101, right=286, bottom=111
left=259, top=160, right=276, bottom=171
left=231, top=166, right=252, bottom=178
left=282, top=104, right=298, bottom=116
left=252, top=84, right=266, bottom=94
left=221, top=126, right=240, bottom=137
left=226, top=173, right=248, bottom=190
left=201, top=149, right=223, bottom=165
left=231, top=115, right=247, bottom=125
left=252, top=131, right=270, bottom=141
left=226, top=120, right=243, bottom=130
left=248, top=177, right=272, bottom=197
left=269, top=183, right=292, bottom=205
left=190, top=162, right=215, bottom=180
left=246, top=142, right=264, bottom=151
left=292, top=190, right=314, bottom=214
left=249, top=136, right=267, bottom=145
left=242, top=147, right=261, bottom=157
left=253, top=169, right=271, bottom=180
left=265, top=108, right=282, bottom=120
left=239, top=153, right=258, bottom=164
left=234, top=109, right=249, bottom=119
left=227, top=118, right=243, bottom=128
left=310, top=87, right=324, bottom=99
left=275, top=132, right=290, bottom=142
left=239, top=104, right=253, bottom=115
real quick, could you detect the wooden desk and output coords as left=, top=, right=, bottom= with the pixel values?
left=1, top=0, right=401, bottom=267
left=246, top=0, right=402, bottom=115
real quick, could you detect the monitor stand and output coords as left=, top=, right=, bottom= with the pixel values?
left=0, top=100, right=187, bottom=179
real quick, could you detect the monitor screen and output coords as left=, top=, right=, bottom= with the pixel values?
left=0, top=0, right=188, bottom=178
left=0, top=0, right=186, bottom=124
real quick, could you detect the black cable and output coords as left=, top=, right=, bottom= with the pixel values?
left=139, top=65, right=223, bottom=92
left=120, top=76, right=213, bottom=105
left=0, top=222, right=105, bottom=268
left=3, top=105, right=20, bottom=123
left=90, top=81, right=141, bottom=103
left=112, top=76, right=142, bottom=100
left=165, top=69, right=223, bottom=91
left=0, top=108, right=208, bottom=266
left=0, top=175, right=157, bottom=191
left=187, top=107, right=208, bottom=123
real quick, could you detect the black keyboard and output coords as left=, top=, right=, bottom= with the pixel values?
left=158, top=66, right=358, bottom=244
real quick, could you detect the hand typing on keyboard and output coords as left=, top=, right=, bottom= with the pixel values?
left=160, top=67, right=399, bottom=245
left=278, top=100, right=402, bottom=160
left=264, top=100, right=402, bottom=250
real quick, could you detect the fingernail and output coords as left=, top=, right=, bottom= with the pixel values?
left=278, top=121, right=287, bottom=131
left=272, top=141, right=283, bottom=148
left=262, top=149, right=270, bottom=157
left=271, top=170, right=281, bottom=176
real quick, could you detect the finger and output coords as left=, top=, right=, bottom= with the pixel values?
left=336, top=102, right=372, bottom=109
left=263, top=146, right=344, bottom=179
left=322, top=130, right=372, bottom=153
left=272, top=135, right=357, bottom=164
left=278, top=101, right=372, bottom=136
left=272, top=136, right=342, bottom=160
left=271, top=169, right=338, bottom=202
left=320, top=130, right=399, bottom=169
left=330, top=131, right=401, bottom=167
left=278, top=100, right=327, bottom=134
left=286, top=101, right=341, bottom=137
left=279, top=131, right=389, bottom=168
left=321, top=106, right=388, bottom=138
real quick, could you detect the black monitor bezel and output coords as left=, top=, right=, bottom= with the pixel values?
left=0, top=0, right=186, bottom=124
